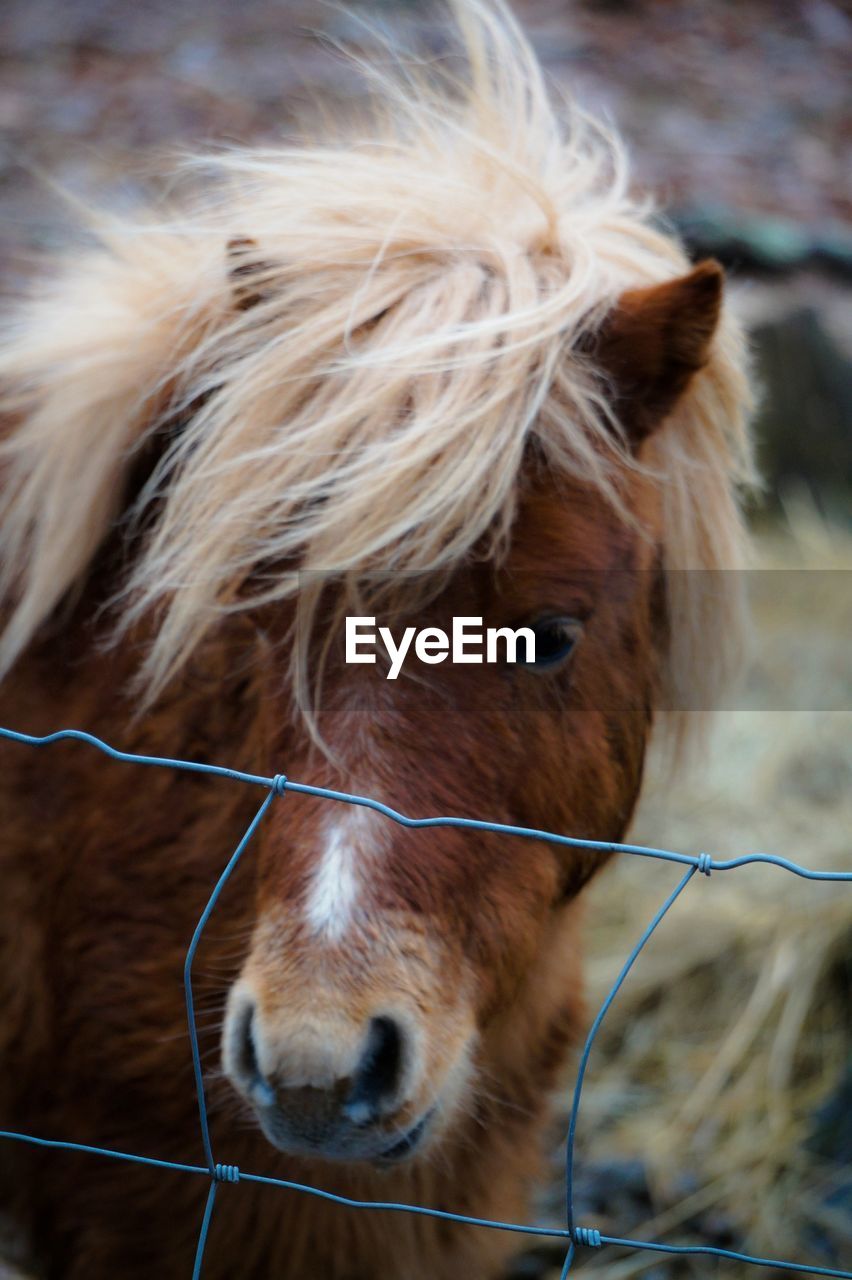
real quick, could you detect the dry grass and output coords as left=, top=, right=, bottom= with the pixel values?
left=543, top=510, right=852, bottom=1276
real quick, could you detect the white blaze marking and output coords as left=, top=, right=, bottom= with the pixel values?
left=306, top=808, right=381, bottom=940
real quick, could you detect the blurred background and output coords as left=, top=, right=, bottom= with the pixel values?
left=0, top=1, right=849, bottom=1276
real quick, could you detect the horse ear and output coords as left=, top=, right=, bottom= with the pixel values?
left=591, top=259, right=724, bottom=446
left=226, top=236, right=271, bottom=311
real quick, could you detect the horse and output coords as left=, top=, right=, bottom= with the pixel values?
left=0, top=2, right=754, bottom=1276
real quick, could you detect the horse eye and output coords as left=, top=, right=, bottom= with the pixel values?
left=521, top=616, right=582, bottom=671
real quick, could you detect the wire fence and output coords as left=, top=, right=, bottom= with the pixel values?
left=0, top=723, right=850, bottom=1280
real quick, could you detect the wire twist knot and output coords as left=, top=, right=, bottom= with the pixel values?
left=213, top=1164, right=240, bottom=1183
left=272, top=774, right=288, bottom=796
left=696, top=852, right=713, bottom=876
left=573, top=1227, right=602, bottom=1249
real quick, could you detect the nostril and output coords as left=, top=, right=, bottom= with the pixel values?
left=234, top=1001, right=258, bottom=1078
left=344, top=1016, right=404, bottom=1126
left=232, top=999, right=276, bottom=1108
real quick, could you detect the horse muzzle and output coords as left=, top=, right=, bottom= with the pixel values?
left=222, top=983, right=438, bottom=1164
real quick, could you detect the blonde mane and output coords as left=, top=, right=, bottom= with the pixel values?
left=0, top=0, right=754, bottom=724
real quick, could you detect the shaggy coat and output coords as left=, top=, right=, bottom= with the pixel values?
left=0, top=3, right=753, bottom=1276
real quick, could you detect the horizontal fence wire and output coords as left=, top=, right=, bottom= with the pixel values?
left=0, top=724, right=850, bottom=1279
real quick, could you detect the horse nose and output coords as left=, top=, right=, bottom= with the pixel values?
left=225, top=991, right=406, bottom=1126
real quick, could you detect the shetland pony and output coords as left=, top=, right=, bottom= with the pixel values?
left=0, top=2, right=753, bottom=1276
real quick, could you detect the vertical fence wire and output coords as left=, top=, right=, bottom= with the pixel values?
left=184, top=787, right=278, bottom=1175
left=0, top=725, right=850, bottom=1279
